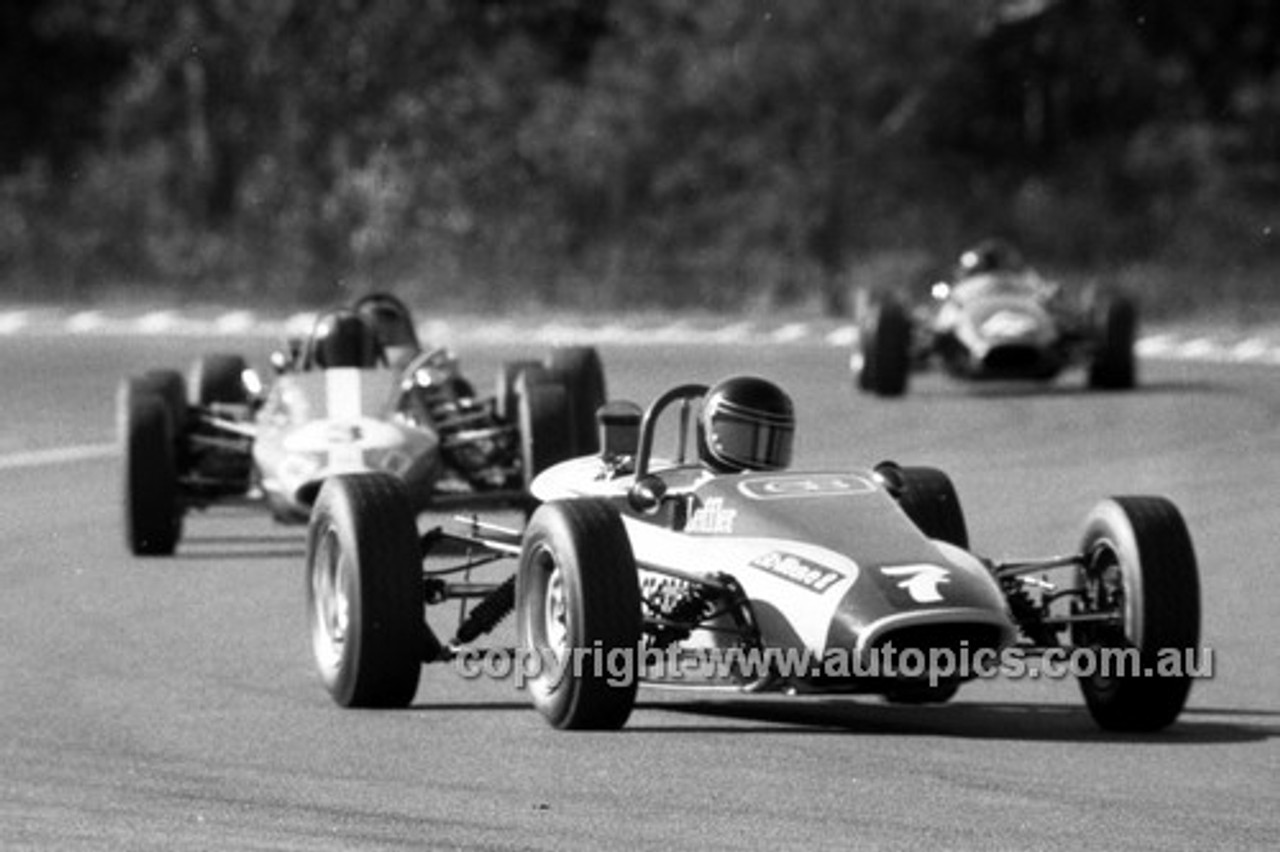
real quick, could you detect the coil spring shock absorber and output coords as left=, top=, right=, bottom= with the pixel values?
left=1003, top=576, right=1058, bottom=647
left=453, top=576, right=515, bottom=645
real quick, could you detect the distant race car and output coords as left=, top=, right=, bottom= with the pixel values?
left=304, top=375, right=1201, bottom=733
left=852, top=240, right=1138, bottom=396
left=118, top=293, right=604, bottom=555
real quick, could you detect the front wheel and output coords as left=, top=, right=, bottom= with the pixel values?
left=138, top=369, right=188, bottom=435
left=1087, top=295, right=1137, bottom=390
left=1072, top=496, right=1200, bottom=732
left=306, top=473, right=424, bottom=708
left=119, top=379, right=182, bottom=555
left=517, top=500, right=641, bottom=729
left=855, top=293, right=911, bottom=397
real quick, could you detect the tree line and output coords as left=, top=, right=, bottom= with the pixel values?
left=2, top=0, right=1277, bottom=314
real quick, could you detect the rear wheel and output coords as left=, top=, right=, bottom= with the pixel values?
left=495, top=359, right=543, bottom=423
left=876, top=462, right=968, bottom=549
left=517, top=370, right=573, bottom=491
left=189, top=353, right=249, bottom=406
left=1072, top=497, right=1200, bottom=732
left=856, top=293, right=911, bottom=397
left=517, top=500, right=641, bottom=729
left=307, top=473, right=424, bottom=708
left=547, top=346, right=607, bottom=455
left=120, top=381, right=182, bottom=555
left=1087, top=295, right=1137, bottom=390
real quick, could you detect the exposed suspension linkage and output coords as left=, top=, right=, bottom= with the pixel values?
left=453, top=576, right=515, bottom=645
left=417, top=521, right=522, bottom=662
left=991, top=552, right=1122, bottom=648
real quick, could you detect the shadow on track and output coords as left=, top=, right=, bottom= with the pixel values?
left=171, top=533, right=307, bottom=561
left=183, top=533, right=305, bottom=545
left=624, top=697, right=1276, bottom=744
left=892, top=377, right=1225, bottom=401
left=406, top=701, right=531, bottom=713
left=389, top=696, right=1276, bottom=744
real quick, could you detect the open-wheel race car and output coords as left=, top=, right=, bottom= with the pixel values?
left=853, top=239, right=1138, bottom=397
left=118, top=293, right=604, bottom=555
left=305, top=375, right=1202, bottom=733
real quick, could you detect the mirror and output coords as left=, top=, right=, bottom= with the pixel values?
left=872, top=460, right=905, bottom=498
left=628, top=474, right=667, bottom=513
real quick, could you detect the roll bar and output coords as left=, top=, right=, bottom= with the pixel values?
left=633, top=383, right=709, bottom=478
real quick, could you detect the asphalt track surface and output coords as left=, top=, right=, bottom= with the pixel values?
left=1, top=332, right=1277, bottom=851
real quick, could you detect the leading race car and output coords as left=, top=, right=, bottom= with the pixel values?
left=304, top=375, right=1202, bottom=733
left=118, top=292, right=605, bottom=555
left=853, top=239, right=1138, bottom=396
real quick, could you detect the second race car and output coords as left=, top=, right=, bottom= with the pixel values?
left=118, top=292, right=605, bottom=555
left=852, top=239, right=1138, bottom=396
left=303, top=375, right=1202, bottom=734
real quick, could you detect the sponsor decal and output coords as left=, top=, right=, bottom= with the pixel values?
left=737, top=474, right=875, bottom=501
left=685, top=496, right=737, bottom=534
left=750, top=551, right=845, bottom=593
left=880, top=564, right=951, bottom=603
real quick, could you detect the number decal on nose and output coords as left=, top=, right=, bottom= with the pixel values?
left=738, top=474, right=875, bottom=500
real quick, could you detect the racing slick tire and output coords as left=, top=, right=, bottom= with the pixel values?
left=306, top=473, right=424, bottom=709
left=1072, top=496, right=1200, bottom=732
left=875, top=462, right=969, bottom=549
left=517, top=499, right=642, bottom=729
left=1087, top=295, right=1137, bottom=391
left=495, top=359, right=543, bottom=424
left=188, top=353, right=249, bottom=406
left=137, top=369, right=189, bottom=435
left=547, top=346, right=607, bottom=456
left=120, top=382, right=182, bottom=555
left=856, top=293, right=911, bottom=397
left=517, top=370, right=574, bottom=491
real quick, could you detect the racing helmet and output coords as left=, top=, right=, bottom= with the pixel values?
left=310, top=309, right=379, bottom=369
left=698, top=376, right=795, bottom=473
left=355, top=292, right=419, bottom=352
left=956, top=238, right=1025, bottom=278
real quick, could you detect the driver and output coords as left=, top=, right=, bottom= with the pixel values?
left=355, top=293, right=420, bottom=368
left=309, top=309, right=380, bottom=369
left=697, top=376, right=795, bottom=473
left=955, top=238, right=1026, bottom=279
left=950, top=238, right=1057, bottom=303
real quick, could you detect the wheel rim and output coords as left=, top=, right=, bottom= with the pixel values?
left=527, top=544, right=569, bottom=669
left=544, top=561, right=568, bottom=656
left=311, top=527, right=351, bottom=674
left=1077, top=539, right=1127, bottom=690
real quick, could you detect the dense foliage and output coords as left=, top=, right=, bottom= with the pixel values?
left=2, top=0, right=1277, bottom=314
